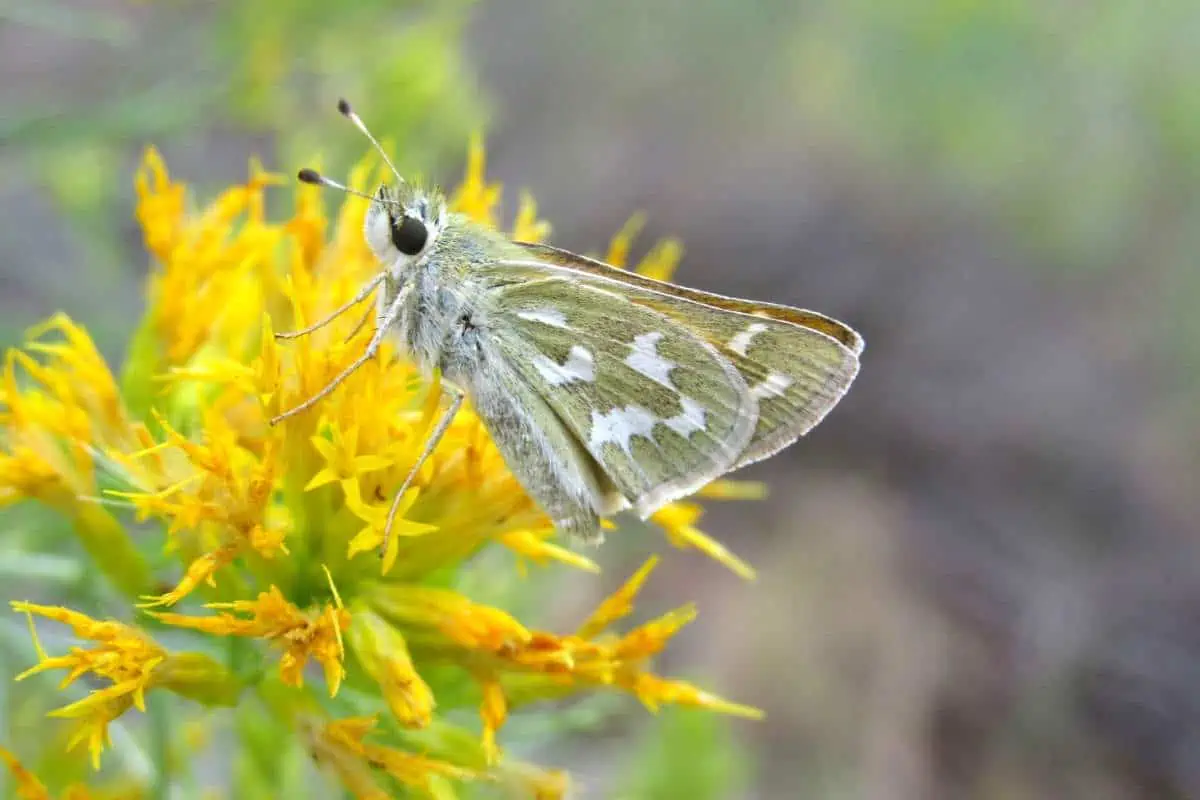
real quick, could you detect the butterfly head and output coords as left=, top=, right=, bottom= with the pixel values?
left=364, top=182, right=447, bottom=272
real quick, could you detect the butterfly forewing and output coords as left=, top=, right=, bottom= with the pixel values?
left=485, top=276, right=756, bottom=517
left=500, top=244, right=861, bottom=468
left=518, top=242, right=864, bottom=354
left=630, top=294, right=857, bottom=467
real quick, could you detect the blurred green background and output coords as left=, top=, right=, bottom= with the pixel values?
left=3, top=1, right=1200, bottom=797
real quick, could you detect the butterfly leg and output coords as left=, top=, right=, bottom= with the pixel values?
left=342, top=303, right=374, bottom=343
left=269, top=284, right=406, bottom=425
left=379, top=386, right=465, bottom=556
left=274, top=274, right=384, bottom=340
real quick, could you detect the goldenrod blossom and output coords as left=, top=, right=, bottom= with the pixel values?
left=1, top=140, right=761, bottom=794
left=345, top=606, right=435, bottom=728
left=11, top=603, right=237, bottom=769
left=1, top=317, right=153, bottom=596
left=150, top=586, right=349, bottom=696
left=369, top=556, right=761, bottom=761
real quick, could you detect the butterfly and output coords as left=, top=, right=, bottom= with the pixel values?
left=272, top=99, right=862, bottom=554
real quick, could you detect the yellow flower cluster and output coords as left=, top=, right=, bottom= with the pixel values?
left=0, top=137, right=761, bottom=797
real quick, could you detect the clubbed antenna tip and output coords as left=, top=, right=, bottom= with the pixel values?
left=332, top=97, right=404, bottom=185
left=293, top=165, right=398, bottom=206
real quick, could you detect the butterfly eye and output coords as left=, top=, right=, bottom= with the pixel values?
left=390, top=214, right=428, bottom=255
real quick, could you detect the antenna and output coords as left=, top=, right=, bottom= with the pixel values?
left=337, top=98, right=404, bottom=184
left=296, top=168, right=400, bottom=206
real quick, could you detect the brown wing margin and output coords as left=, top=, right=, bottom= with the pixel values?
left=515, top=242, right=864, bottom=356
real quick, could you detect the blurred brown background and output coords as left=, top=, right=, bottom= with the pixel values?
left=3, top=1, right=1200, bottom=798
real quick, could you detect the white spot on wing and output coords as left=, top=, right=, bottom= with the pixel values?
left=589, top=404, right=658, bottom=455
left=533, top=345, right=595, bottom=386
left=517, top=308, right=570, bottom=329
left=663, top=395, right=707, bottom=439
left=729, top=322, right=768, bottom=356
left=624, top=332, right=677, bottom=390
left=750, top=372, right=793, bottom=400
left=588, top=397, right=708, bottom=459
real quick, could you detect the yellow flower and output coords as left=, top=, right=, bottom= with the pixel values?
left=345, top=607, right=435, bottom=728
left=304, top=424, right=393, bottom=495
left=2, top=140, right=761, bottom=793
left=304, top=716, right=480, bottom=799
left=114, top=409, right=287, bottom=607
left=0, top=317, right=153, bottom=595
left=0, top=746, right=143, bottom=799
left=0, top=748, right=56, bottom=800
left=150, top=586, right=350, bottom=696
left=12, top=603, right=164, bottom=711
left=11, top=603, right=237, bottom=769
left=447, top=134, right=503, bottom=228
left=369, top=556, right=761, bottom=762
left=134, top=150, right=284, bottom=369
left=651, top=500, right=757, bottom=580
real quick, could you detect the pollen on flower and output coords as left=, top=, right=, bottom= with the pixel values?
left=344, top=485, right=438, bottom=574
left=135, top=153, right=287, bottom=368
left=304, top=424, right=393, bottom=495
left=12, top=603, right=165, bottom=699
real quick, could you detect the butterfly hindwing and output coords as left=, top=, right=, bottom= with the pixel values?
left=484, top=275, right=756, bottom=516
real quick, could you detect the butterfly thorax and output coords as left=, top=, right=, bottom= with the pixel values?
left=366, top=187, right=527, bottom=383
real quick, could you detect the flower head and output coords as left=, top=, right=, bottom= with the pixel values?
left=1, top=140, right=762, bottom=795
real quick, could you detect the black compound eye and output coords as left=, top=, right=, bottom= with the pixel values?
left=390, top=214, right=428, bottom=255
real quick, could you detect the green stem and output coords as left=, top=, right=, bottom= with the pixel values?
left=70, top=501, right=153, bottom=599
left=119, top=312, right=164, bottom=421
left=150, top=694, right=172, bottom=800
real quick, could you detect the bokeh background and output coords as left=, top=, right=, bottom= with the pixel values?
left=3, top=1, right=1200, bottom=798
